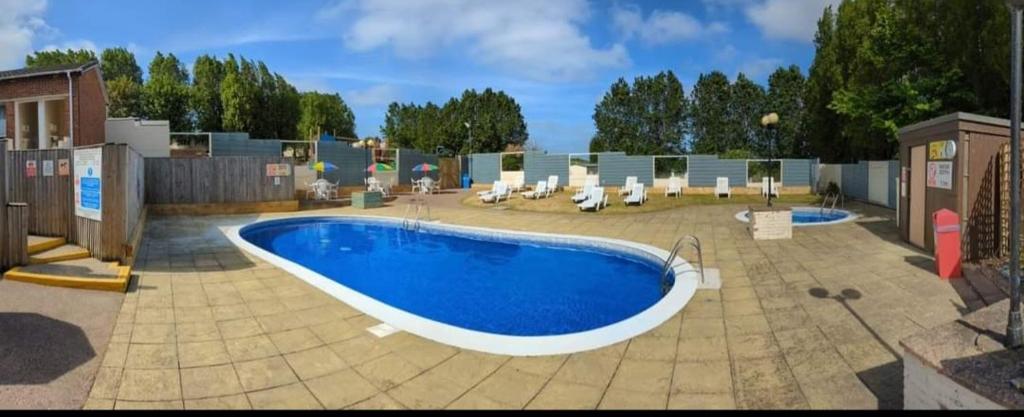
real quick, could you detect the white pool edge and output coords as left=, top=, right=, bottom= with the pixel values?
left=734, top=206, right=859, bottom=227
left=223, top=214, right=700, bottom=357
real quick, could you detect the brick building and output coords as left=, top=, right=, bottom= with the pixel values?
left=0, top=61, right=108, bottom=149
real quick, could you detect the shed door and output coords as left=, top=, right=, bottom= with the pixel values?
left=909, top=146, right=926, bottom=248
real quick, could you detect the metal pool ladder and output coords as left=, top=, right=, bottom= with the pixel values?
left=660, top=235, right=705, bottom=295
left=819, top=192, right=840, bottom=216
left=402, top=198, right=431, bottom=231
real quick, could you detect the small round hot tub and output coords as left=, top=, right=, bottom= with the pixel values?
left=735, top=206, right=857, bottom=227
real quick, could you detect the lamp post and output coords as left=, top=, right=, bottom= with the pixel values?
left=760, top=112, right=780, bottom=208
left=1007, top=0, right=1024, bottom=349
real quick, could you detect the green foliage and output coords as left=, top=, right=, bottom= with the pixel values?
left=106, top=76, right=143, bottom=118
left=25, top=49, right=96, bottom=67
left=220, top=55, right=257, bottom=133
left=690, top=71, right=735, bottom=154
left=100, top=47, right=142, bottom=83
left=380, top=88, right=528, bottom=154
left=143, top=51, right=191, bottom=131
left=298, top=91, right=356, bottom=140
left=148, top=52, right=189, bottom=84
left=729, top=73, right=767, bottom=156
left=590, top=71, right=688, bottom=155
left=721, top=148, right=754, bottom=159
left=766, top=66, right=808, bottom=157
left=191, top=55, right=224, bottom=132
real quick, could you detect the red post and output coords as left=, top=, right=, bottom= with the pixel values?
left=932, top=209, right=962, bottom=279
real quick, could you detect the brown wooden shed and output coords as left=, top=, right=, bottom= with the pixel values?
left=898, top=112, right=1013, bottom=261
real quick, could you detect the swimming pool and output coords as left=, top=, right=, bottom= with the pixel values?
left=228, top=216, right=698, bottom=355
left=734, top=206, right=856, bottom=226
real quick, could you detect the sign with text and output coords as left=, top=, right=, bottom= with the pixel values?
left=929, top=140, right=957, bottom=160
left=927, top=161, right=953, bottom=190
left=58, top=159, right=70, bottom=176
left=42, top=160, right=54, bottom=177
left=265, top=163, right=291, bottom=177
left=74, top=148, right=102, bottom=221
left=25, top=160, right=36, bottom=177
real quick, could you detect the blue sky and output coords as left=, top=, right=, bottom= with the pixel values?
left=2, top=0, right=840, bottom=152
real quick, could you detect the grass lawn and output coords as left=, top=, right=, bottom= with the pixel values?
left=461, top=190, right=824, bottom=215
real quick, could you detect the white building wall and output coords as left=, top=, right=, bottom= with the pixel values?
left=105, top=118, right=170, bottom=158
left=868, top=161, right=890, bottom=206
left=818, top=164, right=843, bottom=193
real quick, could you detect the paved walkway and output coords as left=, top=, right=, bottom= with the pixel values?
left=83, top=192, right=965, bottom=409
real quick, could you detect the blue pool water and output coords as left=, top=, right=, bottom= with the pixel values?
left=745, top=210, right=849, bottom=224
left=240, top=218, right=668, bottom=336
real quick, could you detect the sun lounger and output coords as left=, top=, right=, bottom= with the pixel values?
left=715, top=177, right=731, bottom=199
left=479, top=181, right=511, bottom=203
left=547, top=175, right=560, bottom=193
left=522, top=181, right=550, bottom=199
left=665, top=176, right=682, bottom=198
left=619, top=176, right=638, bottom=196
left=477, top=180, right=500, bottom=197
left=571, top=184, right=594, bottom=203
left=578, top=187, right=608, bottom=212
left=624, top=183, right=647, bottom=205
left=761, top=177, right=779, bottom=198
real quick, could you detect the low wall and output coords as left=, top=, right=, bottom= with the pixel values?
left=148, top=200, right=299, bottom=216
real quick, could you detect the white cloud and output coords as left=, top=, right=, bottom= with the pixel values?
left=345, top=84, right=400, bottom=107
left=612, top=4, right=728, bottom=45
left=328, top=0, right=629, bottom=82
left=0, top=0, right=50, bottom=69
left=744, top=0, right=840, bottom=42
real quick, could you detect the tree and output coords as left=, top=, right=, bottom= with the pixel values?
left=728, top=73, right=767, bottom=156
left=107, top=76, right=143, bottom=118
left=690, top=71, right=734, bottom=154
left=25, top=49, right=96, bottom=67
left=220, top=55, right=257, bottom=133
left=590, top=71, right=689, bottom=155
left=191, top=55, right=224, bottom=132
left=100, top=47, right=142, bottom=83
left=270, top=74, right=301, bottom=140
left=766, top=66, right=808, bottom=158
left=804, top=6, right=847, bottom=162
left=143, top=52, right=191, bottom=130
left=297, top=92, right=356, bottom=140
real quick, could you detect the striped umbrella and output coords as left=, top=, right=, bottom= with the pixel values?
left=365, top=163, right=395, bottom=173
left=410, top=163, right=439, bottom=172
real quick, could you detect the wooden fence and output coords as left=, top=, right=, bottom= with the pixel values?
left=0, top=142, right=29, bottom=270
left=6, top=148, right=75, bottom=238
left=74, top=144, right=145, bottom=261
left=144, top=156, right=295, bottom=204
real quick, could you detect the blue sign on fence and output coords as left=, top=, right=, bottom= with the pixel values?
left=74, top=147, right=102, bottom=221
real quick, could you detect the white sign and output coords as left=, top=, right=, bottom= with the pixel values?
left=74, top=148, right=103, bottom=221
left=927, top=161, right=953, bottom=190
left=42, top=160, right=54, bottom=177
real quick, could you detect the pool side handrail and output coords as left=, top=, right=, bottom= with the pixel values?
left=661, top=235, right=704, bottom=295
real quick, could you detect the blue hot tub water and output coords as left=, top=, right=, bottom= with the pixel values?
left=240, top=218, right=668, bottom=336
left=745, top=210, right=849, bottom=224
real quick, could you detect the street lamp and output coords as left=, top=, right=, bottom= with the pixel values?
left=1006, top=0, right=1024, bottom=349
left=760, top=112, right=780, bottom=208
left=464, top=122, right=472, bottom=152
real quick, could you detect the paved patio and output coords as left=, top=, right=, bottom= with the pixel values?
left=83, top=191, right=965, bottom=409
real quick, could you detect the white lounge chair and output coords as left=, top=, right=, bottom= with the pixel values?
left=578, top=187, right=608, bottom=212
left=522, top=181, right=550, bottom=199
left=624, top=183, right=647, bottom=206
left=476, top=180, right=500, bottom=197
left=665, top=176, right=682, bottom=198
left=547, top=175, right=560, bottom=193
left=619, top=176, right=638, bottom=196
left=479, top=181, right=511, bottom=203
left=761, top=177, right=779, bottom=198
left=508, top=179, right=524, bottom=193
left=420, top=177, right=439, bottom=194
left=571, top=183, right=594, bottom=203
left=715, top=177, right=731, bottom=199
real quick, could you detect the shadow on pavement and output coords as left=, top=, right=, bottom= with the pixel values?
left=0, top=313, right=95, bottom=385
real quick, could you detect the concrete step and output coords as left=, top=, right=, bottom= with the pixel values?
left=27, top=235, right=66, bottom=255
left=3, top=257, right=130, bottom=292
left=29, top=244, right=91, bottom=265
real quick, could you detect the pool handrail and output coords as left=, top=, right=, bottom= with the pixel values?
left=661, top=235, right=704, bottom=295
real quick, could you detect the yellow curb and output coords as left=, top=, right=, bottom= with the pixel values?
left=28, top=248, right=92, bottom=265
left=27, top=237, right=66, bottom=255
left=3, top=266, right=131, bottom=292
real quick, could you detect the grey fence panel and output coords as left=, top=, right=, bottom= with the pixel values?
left=318, top=141, right=371, bottom=186
left=469, top=153, right=501, bottom=184
left=524, top=153, right=569, bottom=186
left=211, top=132, right=282, bottom=157
left=6, top=149, right=74, bottom=237
left=841, top=162, right=869, bottom=201
left=144, top=156, right=295, bottom=204
left=598, top=154, right=654, bottom=188
left=781, top=159, right=812, bottom=186
left=397, top=149, right=440, bottom=184
left=688, top=156, right=746, bottom=188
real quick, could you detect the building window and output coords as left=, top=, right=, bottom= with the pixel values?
left=0, top=105, right=5, bottom=138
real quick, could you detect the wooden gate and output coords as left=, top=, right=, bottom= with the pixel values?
left=439, top=157, right=460, bottom=189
